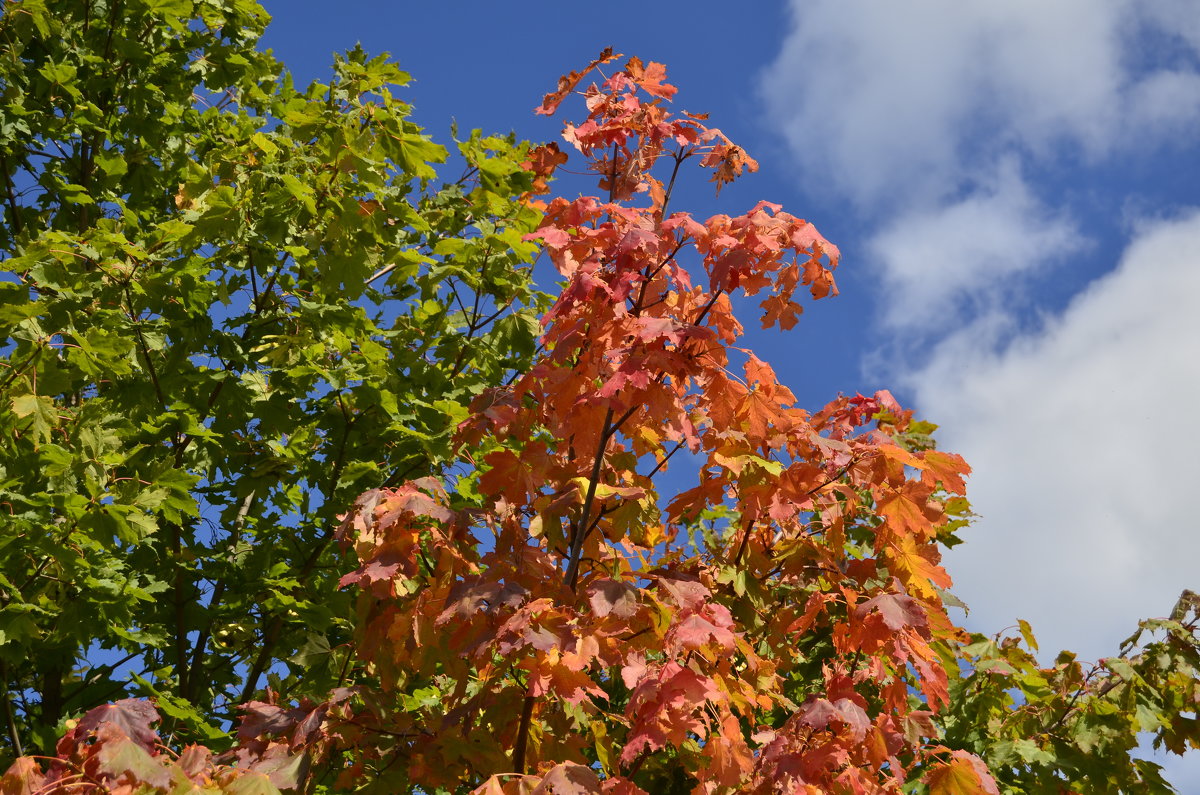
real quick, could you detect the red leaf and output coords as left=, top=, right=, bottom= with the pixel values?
left=668, top=607, right=736, bottom=655
left=177, top=745, right=213, bottom=781
left=621, top=662, right=720, bottom=764
left=601, top=779, right=649, bottom=795
left=60, top=698, right=160, bottom=754
left=796, top=697, right=870, bottom=742
left=877, top=486, right=939, bottom=539
left=536, top=48, right=621, bottom=115
left=236, top=701, right=307, bottom=741
left=854, top=592, right=929, bottom=634
left=338, top=554, right=402, bottom=589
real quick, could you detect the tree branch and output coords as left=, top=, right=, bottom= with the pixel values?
left=0, top=152, right=24, bottom=240
left=0, top=660, right=22, bottom=758
left=732, top=515, right=755, bottom=567
left=511, top=691, right=536, bottom=774
left=124, top=284, right=166, bottom=410
left=563, top=407, right=615, bottom=591
left=185, top=490, right=256, bottom=702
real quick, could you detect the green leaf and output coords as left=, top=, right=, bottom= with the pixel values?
left=10, top=393, right=56, bottom=442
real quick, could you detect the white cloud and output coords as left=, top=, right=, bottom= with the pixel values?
left=1128, top=70, right=1200, bottom=132
left=759, top=0, right=1200, bottom=208
left=911, top=210, right=1200, bottom=662
left=1138, top=0, right=1200, bottom=56
left=867, top=160, right=1083, bottom=332
left=760, top=2, right=1200, bottom=785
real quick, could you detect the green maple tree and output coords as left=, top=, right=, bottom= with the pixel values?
left=0, top=0, right=548, bottom=758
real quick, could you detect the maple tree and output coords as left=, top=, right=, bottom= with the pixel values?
left=4, top=27, right=1200, bottom=795
left=0, top=0, right=545, bottom=759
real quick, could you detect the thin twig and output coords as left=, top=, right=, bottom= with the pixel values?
left=1, top=660, right=23, bottom=757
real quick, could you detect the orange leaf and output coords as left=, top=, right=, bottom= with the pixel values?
left=624, top=56, right=678, bottom=100
left=922, top=450, right=971, bottom=494
left=888, top=534, right=952, bottom=600
left=926, top=750, right=1000, bottom=795
left=877, top=487, right=937, bottom=539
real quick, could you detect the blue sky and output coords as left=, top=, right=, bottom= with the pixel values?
left=261, top=0, right=1199, bottom=781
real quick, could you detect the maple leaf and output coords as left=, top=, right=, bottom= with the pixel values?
left=222, top=770, right=281, bottom=795
left=633, top=315, right=681, bottom=344
left=527, top=657, right=608, bottom=706
left=533, top=761, right=603, bottom=794
left=58, top=698, right=160, bottom=755
left=668, top=609, right=737, bottom=655
left=700, top=140, right=759, bottom=195
left=905, top=634, right=951, bottom=711
left=94, top=723, right=172, bottom=790
left=621, top=662, right=720, bottom=764
left=876, top=443, right=927, bottom=471
left=600, top=779, right=650, bottom=795
left=701, top=711, right=754, bottom=788
left=526, top=224, right=573, bottom=249
left=854, top=592, right=929, bottom=634
left=760, top=292, right=803, bottom=331
left=0, top=758, right=44, bottom=795
left=587, top=578, right=639, bottom=619
left=887, top=533, right=952, bottom=600
left=795, top=697, right=871, bottom=742
left=877, top=482, right=941, bottom=540
left=523, top=142, right=570, bottom=195
left=537, top=48, right=621, bottom=116
left=925, top=750, right=1000, bottom=795
left=623, top=56, right=677, bottom=100
left=921, top=450, right=971, bottom=494
left=236, top=702, right=308, bottom=742
left=242, top=742, right=309, bottom=789
left=337, top=553, right=402, bottom=589
left=177, top=745, right=213, bottom=782
left=438, top=579, right=528, bottom=624
left=655, top=576, right=711, bottom=611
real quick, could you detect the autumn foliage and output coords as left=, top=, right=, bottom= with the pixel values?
left=329, top=51, right=989, bottom=793
left=7, top=47, right=1200, bottom=795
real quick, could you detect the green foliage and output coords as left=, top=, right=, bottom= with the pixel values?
left=0, top=0, right=547, bottom=759
left=940, top=591, right=1200, bottom=794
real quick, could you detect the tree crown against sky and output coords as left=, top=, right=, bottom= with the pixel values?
left=1, top=2, right=1199, bottom=794
left=0, top=0, right=547, bottom=758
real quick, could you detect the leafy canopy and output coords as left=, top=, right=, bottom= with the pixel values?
left=2, top=17, right=1198, bottom=795
left=0, top=0, right=548, bottom=758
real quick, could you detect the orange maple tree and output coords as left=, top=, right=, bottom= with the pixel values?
left=328, top=51, right=992, bottom=793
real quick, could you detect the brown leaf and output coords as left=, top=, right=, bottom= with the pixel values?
left=587, top=578, right=639, bottom=619
left=533, top=761, right=603, bottom=794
